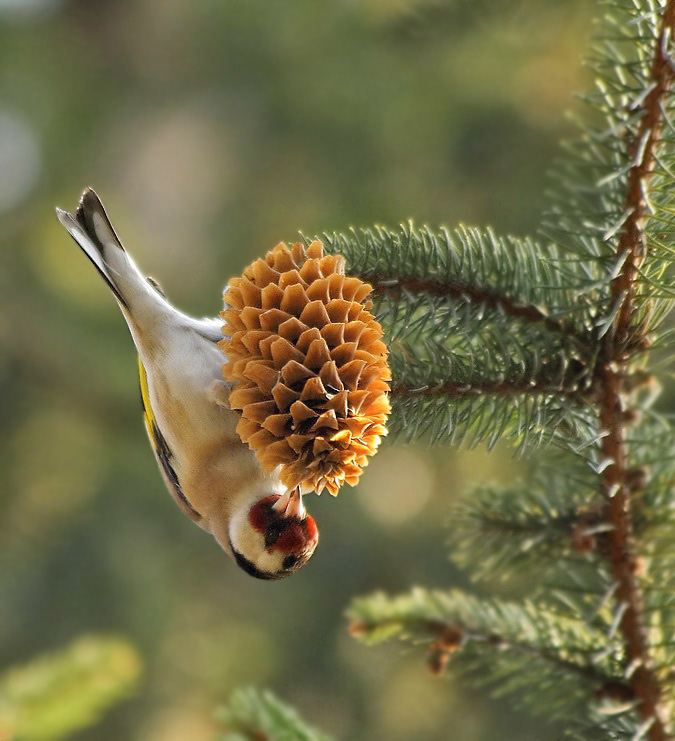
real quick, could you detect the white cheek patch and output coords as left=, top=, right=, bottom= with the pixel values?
left=229, top=509, right=285, bottom=575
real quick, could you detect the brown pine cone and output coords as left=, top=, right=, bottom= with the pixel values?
left=220, top=240, right=390, bottom=495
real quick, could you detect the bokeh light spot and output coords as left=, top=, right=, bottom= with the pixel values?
left=357, top=446, right=435, bottom=526
left=6, top=404, right=104, bottom=551
left=29, top=214, right=115, bottom=310
left=0, top=110, right=41, bottom=213
left=0, top=0, right=60, bottom=17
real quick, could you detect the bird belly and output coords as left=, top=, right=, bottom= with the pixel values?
left=144, top=333, right=238, bottom=459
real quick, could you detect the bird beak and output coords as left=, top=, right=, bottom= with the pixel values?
left=273, top=488, right=306, bottom=519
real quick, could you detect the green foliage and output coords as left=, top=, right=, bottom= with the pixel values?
left=545, top=1, right=675, bottom=324
left=0, top=636, right=141, bottom=741
left=318, top=224, right=598, bottom=451
left=448, top=456, right=604, bottom=583
left=320, top=224, right=571, bottom=313
left=348, top=588, right=623, bottom=721
left=217, top=688, right=332, bottom=741
left=334, top=0, right=675, bottom=738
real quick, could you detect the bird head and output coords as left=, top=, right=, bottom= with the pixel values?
left=227, top=489, right=318, bottom=580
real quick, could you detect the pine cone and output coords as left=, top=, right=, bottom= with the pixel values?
left=220, top=241, right=390, bottom=495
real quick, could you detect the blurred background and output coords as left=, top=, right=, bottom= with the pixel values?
left=0, top=0, right=595, bottom=738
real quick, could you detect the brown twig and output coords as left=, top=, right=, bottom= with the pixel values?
left=595, top=4, right=675, bottom=738
left=390, top=379, right=589, bottom=401
left=370, top=275, right=583, bottom=338
left=349, top=617, right=623, bottom=690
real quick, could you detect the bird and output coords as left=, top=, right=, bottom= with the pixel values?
left=55, top=188, right=319, bottom=580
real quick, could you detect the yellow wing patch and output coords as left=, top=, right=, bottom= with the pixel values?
left=138, top=356, right=156, bottom=446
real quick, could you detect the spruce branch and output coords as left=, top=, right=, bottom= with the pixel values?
left=369, top=273, right=578, bottom=338
left=592, top=3, right=675, bottom=737
left=448, top=466, right=609, bottom=584
left=325, top=0, right=675, bottom=737
left=386, top=329, right=596, bottom=449
left=347, top=589, right=628, bottom=721
left=390, top=378, right=589, bottom=401
left=0, top=636, right=141, bottom=741
left=317, top=224, right=589, bottom=338
left=216, top=688, right=332, bottom=741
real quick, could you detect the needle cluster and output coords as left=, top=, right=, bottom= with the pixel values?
left=337, top=2, right=675, bottom=737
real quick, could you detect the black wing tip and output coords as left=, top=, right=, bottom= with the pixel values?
left=75, top=187, right=103, bottom=228
left=79, top=186, right=101, bottom=206
left=74, top=187, right=126, bottom=253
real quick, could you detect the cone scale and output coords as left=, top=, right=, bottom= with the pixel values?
left=220, top=241, right=390, bottom=495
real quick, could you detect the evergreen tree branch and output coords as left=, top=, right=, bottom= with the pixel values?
left=369, top=274, right=581, bottom=338
left=315, top=225, right=590, bottom=339
left=448, top=465, right=609, bottom=584
left=216, top=688, right=332, bottom=741
left=610, top=4, right=675, bottom=347
left=594, top=3, right=675, bottom=737
left=331, top=2, right=675, bottom=736
left=347, top=589, right=628, bottom=721
left=386, top=332, right=596, bottom=449
left=390, top=378, right=590, bottom=401
left=0, top=636, right=141, bottom=741
left=316, top=224, right=602, bottom=451
left=350, top=612, right=615, bottom=688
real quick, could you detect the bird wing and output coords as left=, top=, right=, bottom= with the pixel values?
left=189, top=316, right=226, bottom=343
left=57, top=189, right=256, bottom=531
left=138, top=356, right=203, bottom=523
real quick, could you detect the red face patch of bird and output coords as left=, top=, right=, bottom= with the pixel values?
left=220, top=241, right=391, bottom=496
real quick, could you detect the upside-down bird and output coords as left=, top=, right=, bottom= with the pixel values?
left=56, top=189, right=318, bottom=580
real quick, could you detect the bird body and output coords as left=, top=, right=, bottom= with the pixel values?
left=56, top=189, right=318, bottom=579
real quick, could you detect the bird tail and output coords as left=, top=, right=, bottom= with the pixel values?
left=56, top=188, right=168, bottom=318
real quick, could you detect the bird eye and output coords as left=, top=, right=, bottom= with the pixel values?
left=264, top=521, right=285, bottom=548
left=283, top=554, right=299, bottom=570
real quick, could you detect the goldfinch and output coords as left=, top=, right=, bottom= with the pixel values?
left=56, top=189, right=319, bottom=580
